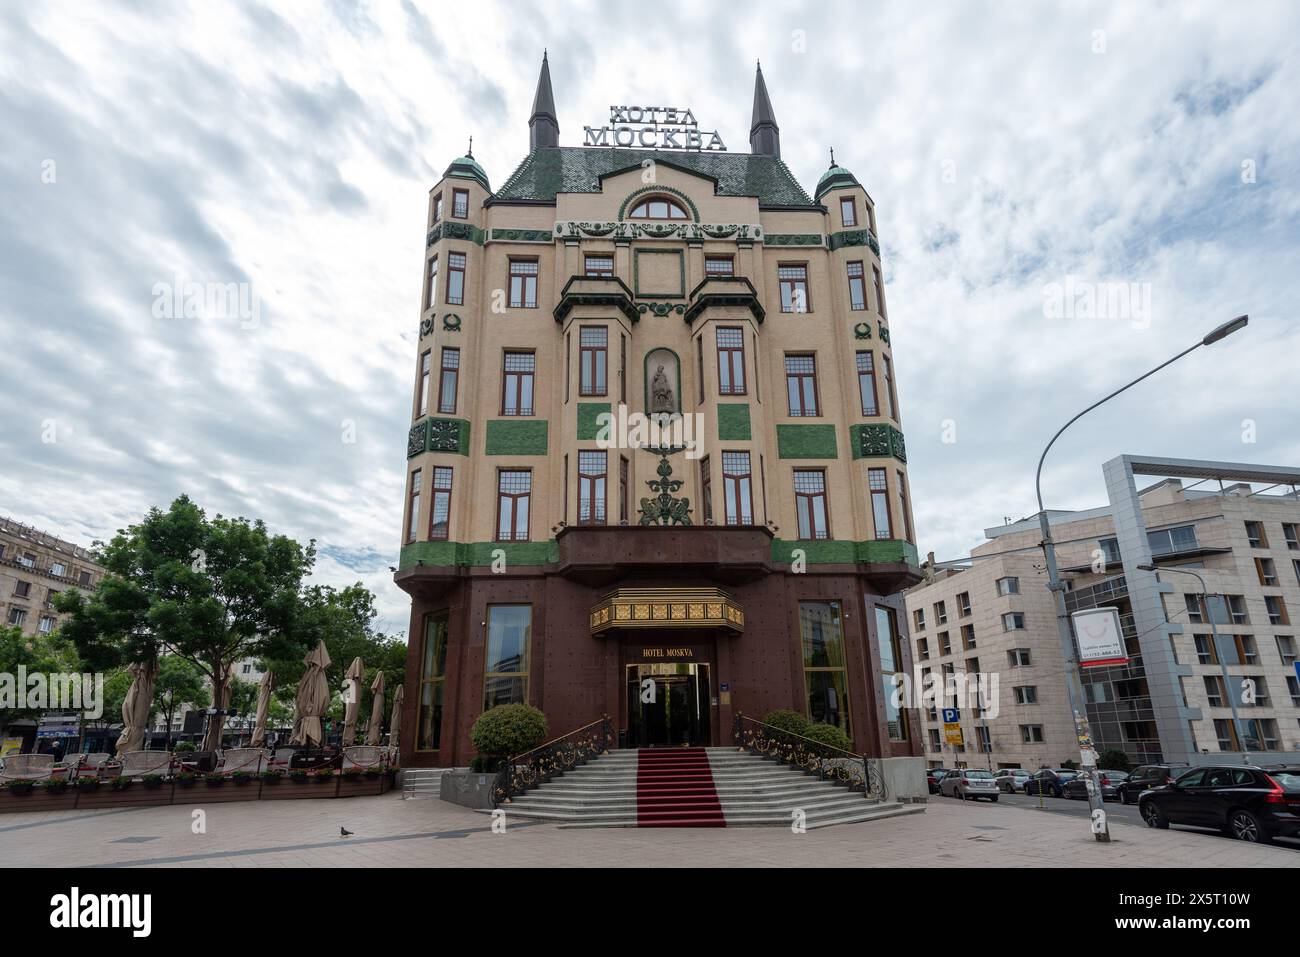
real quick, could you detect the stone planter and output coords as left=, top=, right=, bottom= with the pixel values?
left=439, top=768, right=497, bottom=809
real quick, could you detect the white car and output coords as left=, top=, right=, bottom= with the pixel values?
left=939, top=768, right=1001, bottom=802
left=993, top=768, right=1032, bottom=793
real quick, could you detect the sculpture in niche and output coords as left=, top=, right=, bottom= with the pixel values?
left=651, top=364, right=674, bottom=413
left=643, top=348, right=681, bottom=420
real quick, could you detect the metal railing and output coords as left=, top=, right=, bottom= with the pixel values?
left=491, top=715, right=614, bottom=807
left=732, top=713, right=886, bottom=801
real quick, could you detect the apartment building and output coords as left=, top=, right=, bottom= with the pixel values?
left=0, top=516, right=103, bottom=640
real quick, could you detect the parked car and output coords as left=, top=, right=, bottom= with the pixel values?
left=1138, top=765, right=1300, bottom=844
left=1023, top=768, right=1078, bottom=797
left=993, top=768, right=1032, bottom=793
left=939, top=768, right=1001, bottom=801
left=927, top=768, right=950, bottom=795
left=1063, top=769, right=1129, bottom=801
left=1116, top=763, right=1191, bottom=805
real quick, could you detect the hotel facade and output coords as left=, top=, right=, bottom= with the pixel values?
left=395, top=57, right=922, bottom=768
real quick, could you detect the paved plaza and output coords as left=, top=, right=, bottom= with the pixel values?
left=2, top=792, right=1297, bottom=868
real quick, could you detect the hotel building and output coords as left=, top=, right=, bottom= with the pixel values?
left=394, top=56, right=922, bottom=767
left=905, top=456, right=1300, bottom=769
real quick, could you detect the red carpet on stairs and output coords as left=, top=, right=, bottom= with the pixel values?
left=636, top=748, right=726, bottom=827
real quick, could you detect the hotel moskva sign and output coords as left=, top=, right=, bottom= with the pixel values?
left=583, top=106, right=727, bottom=151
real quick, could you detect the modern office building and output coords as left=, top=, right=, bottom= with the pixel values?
left=395, top=56, right=922, bottom=767
left=906, top=456, right=1300, bottom=769
left=0, top=516, right=103, bottom=640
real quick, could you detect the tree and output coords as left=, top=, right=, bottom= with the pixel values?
left=55, top=496, right=315, bottom=749
left=152, top=656, right=210, bottom=740
left=1097, top=749, right=1131, bottom=772
left=0, top=626, right=82, bottom=734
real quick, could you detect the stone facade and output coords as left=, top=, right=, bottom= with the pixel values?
left=0, top=516, right=102, bottom=640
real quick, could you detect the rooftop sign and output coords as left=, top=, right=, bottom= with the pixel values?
left=584, top=106, right=726, bottom=151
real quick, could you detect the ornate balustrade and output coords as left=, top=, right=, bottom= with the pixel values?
left=491, top=716, right=614, bottom=807
left=732, top=713, right=886, bottom=801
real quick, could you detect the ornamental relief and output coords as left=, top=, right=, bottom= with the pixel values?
left=554, top=221, right=762, bottom=243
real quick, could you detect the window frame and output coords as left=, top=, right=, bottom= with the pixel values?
left=495, top=469, right=533, bottom=542
left=784, top=353, right=820, bottom=417
left=577, top=450, right=608, bottom=526
left=778, top=262, right=810, bottom=314
left=793, top=467, right=830, bottom=540
left=501, top=349, right=536, bottom=416
left=721, top=450, right=753, bottom=526
left=445, top=251, right=466, bottom=305
left=507, top=258, right=539, bottom=309
left=406, top=469, right=422, bottom=544
left=715, top=326, right=747, bottom=396
left=627, top=195, right=689, bottom=220
left=868, top=467, right=892, bottom=539
left=452, top=188, right=469, bottom=219
left=579, top=326, right=608, bottom=397
left=840, top=196, right=857, bottom=228
left=437, top=347, right=460, bottom=414
left=428, top=467, right=453, bottom=541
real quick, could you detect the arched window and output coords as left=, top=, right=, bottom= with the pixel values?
left=627, top=196, right=689, bottom=220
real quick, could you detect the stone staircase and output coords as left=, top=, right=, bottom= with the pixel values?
left=493, top=747, right=924, bottom=830
left=400, top=768, right=447, bottom=799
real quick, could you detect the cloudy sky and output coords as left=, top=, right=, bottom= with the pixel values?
left=2, top=0, right=1297, bottom=635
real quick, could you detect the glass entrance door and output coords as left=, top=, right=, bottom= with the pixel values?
left=626, top=663, right=711, bottom=748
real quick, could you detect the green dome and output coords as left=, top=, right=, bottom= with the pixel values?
left=444, top=154, right=491, bottom=192
left=814, top=162, right=859, bottom=200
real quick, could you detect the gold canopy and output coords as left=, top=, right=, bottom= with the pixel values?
left=590, top=587, right=744, bottom=636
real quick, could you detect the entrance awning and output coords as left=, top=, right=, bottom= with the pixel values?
left=590, top=587, right=744, bottom=636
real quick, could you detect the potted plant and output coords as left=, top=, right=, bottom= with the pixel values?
left=141, top=775, right=164, bottom=790
left=205, top=773, right=226, bottom=787
left=43, top=778, right=69, bottom=795
left=174, top=771, right=197, bottom=788
left=260, top=769, right=284, bottom=784
left=231, top=771, right=253, bottom=786
left=110, top=775, right=133, bottom=791
left=173, top=741, right=197, bottom=755
left=76, top=776, right=101, bottom=792
left=450, top=704, right=548, bottom=809
left=289, top=769, right=308, bottom=783
left=342, top=767, right=364, bottom=781
left=5, top=780, right=35, bottom=796
left=313, top=767, right=335, bottom=784
left=363, top=766, right=382, bottom=779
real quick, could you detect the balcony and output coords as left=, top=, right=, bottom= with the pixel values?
left=683, top=276, right=765, bottom=326
left=553, top=275, right=639, bottom=325
left=556, top=524, right=775, bottom=586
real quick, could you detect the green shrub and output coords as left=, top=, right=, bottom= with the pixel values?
left=761, top=709, right=811, bottom=736
left=173, top=742, right=197, bottom=754
left=800, top=722, right=854, bottom=752
left=1097, top=750, right=1130, bottom=772
left=470, top=704, right=547, bottom=758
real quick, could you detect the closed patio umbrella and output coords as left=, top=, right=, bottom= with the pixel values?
left=249, top=670, right=274, bottom=748
left=387, top=684, right=404, bottom=753
left=203, top=664, right=235, bottom=752
left=340, top=656, right=365, bottom=746
left=115, top=657, right=158, bottom=757
left=364, top=671, right=385, bottom=746
left=289, top=640, right=331, bottom=747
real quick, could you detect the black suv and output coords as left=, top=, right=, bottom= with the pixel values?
left=1115, top=763, right=1190, bottom=805
left=1138, top=765, right=1300, bottom=844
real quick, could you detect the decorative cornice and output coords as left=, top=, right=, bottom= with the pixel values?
left=554, top=220, right=762, bottom=243
left=765, top=233, right=824, bottom=247
left=828, top=228, right=881, bottom=257
left=638, top=302, right=685, bottom=317
left=683, top=276, right=765, bottom=325
left=553, top=275, right=639, bottom=324
left=426, top=221, right=486, bottom=247
left=489, top=227, right=553, bottom=244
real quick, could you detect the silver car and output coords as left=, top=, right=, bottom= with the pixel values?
left=993, top=768, right=1032, bottom=793
left=939, top=768, right=1001, bottom=802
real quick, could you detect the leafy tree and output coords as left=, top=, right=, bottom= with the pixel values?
left=0, top=626, right=82, bottom=733
left=1097, top=749, right=1131, bottom=772
left=152, top=656, right=210, bottom=736
left=55, top=496, right=315, bottom=749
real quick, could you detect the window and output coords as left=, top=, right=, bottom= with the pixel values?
left=933, top=601, right=947, bottom=625
left=898, top=470, right=913, bottom=543
left=565, top=333, right=571, bottom=403
left=778, top=263, right=809, bottom=313
left=1295, top=559, right=1300, bottom=586
left=1147, top=524, right=1197, bottom=556
left=1288, top=675, right=1300, bottom=708
left=929, top=729, right=942, bottom=750
left=872, top=264, right=887, bottom=317
left=50, top=562, right=65, bottom=577
left=1014, top=686, right=1037, bottom=705
left=620, top=334, right=626, bottom=404
left=868, top=468, right=892, bottom=539
left=417, top=615, right=449, bottom=751
left=1098, top=537, right=1121, bottom=564
left=793, top=469, right=829, bottom=540
left=18, top=553, right=34, bottom=568
left=1185, top=594, right=1205, bottom=623
left=695, top=336, right=705, bottom=403
left=1002, top=613, right=1026, bottom=631
left=496, top=470, right=532, bottom=541
left=699, top=456, right=713, bottom=524
left=1245, top=521, right=1267, bottom=548
left=508, top=259, right=539, bottom=308
left=976, top=726, right=992, bottom=753
left=578, top=451, right=607, bottom=525
left=1020, top=725, right=1044, bottom=744
left=753, top=334, right=761, bottom=403
left=44, top=589, right=58, bottom=608
left=437, top=347, right=459, bottom=414
left=704, top=255, right=734, bottom=276
left=432, top=193, right=443, bottom=223
left=406, top=470, right=422, bottom=544
left=8, top=608, right=27, bottom=627
left=938, top=632, right=951, bottom=656
left=856, top=351, right=878, bottom=415
left=715, top=327, right=746, bottom=395
left=579, top=327, right=607, bottom=396
left=584, top=255, right=614, bottom=277
left=916, top=637, right=929, bottom=660
left=1276, top=635, right=1297, bottom=665
left=913, top=608, right=926, bottom=631
left=1257, top=557, right=1278, bottom=587
left=1203, top=674, right=1227, bottom=707
left=484, top=605, right=531, bottom=710
left=996, top=576, right=1020, bottom=596
left=1245, top=675, right=1270, bottom=706
left=875, top=605, right=908, bottom=741
left=78, top=571, right=91, bottom=587
left=446, top=251, right=466, bottom=305
left=1283, top=523, right=1299, bottom=550
left=846, top=261, right=867, bottom=310
left=619, top=456, right=629, bottom=525
left=958, top=592, right=972, bottom=617
left=452, top=188, right=468, bottom=219
left=627, top=196, right=688, bottom=219
left=13, top=580, right=30, bottom=598
left=840, top=196, right=857, bottom=227
left=866, top=204, right=876, bottom=235
left=38, top=616, right=55, bottom=634
left=1231, top=634, right=1259, bottom=665
left=425, top=256, right=438, bottom=309
left=1266, top=596, right=1289, bottom=626
left=1193, top=634, right=1218, bottom=665
left=501, top=351, right=535, bottom=416
left=961, top=624, right=976, bottom=650
left=881, top=354, right=898, bottom=419
left=800, top=601, right=851, bottom=735
left=429, top=467, right=452, bottom=541
left=721, top=452, right=753, bottom=525
left=784, top=354, right=819, bottom=416
left=416, top=350, right=431, bottom=417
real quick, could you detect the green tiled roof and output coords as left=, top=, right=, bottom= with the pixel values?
left=491, top=147, right=816, bottom=208
left=814, top=163, right=860, bottom=200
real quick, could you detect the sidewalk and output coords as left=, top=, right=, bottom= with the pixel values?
left=1, top=793, right=1296, bottom=868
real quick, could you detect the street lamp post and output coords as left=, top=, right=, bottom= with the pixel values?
left=1136, top=563, right=1251, bottom=765
left=1033, top=315, right=1248, bottom=844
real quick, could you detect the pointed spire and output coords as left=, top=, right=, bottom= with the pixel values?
left=749, top=61, right=780, bottom=158
left=529, top=50, right=559, bottom=150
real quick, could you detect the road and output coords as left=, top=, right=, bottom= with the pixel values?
left=934, top=789, right=1300, bottom=851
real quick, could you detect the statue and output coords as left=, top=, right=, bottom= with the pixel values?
left=650, top=363, right=675, bottom=414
